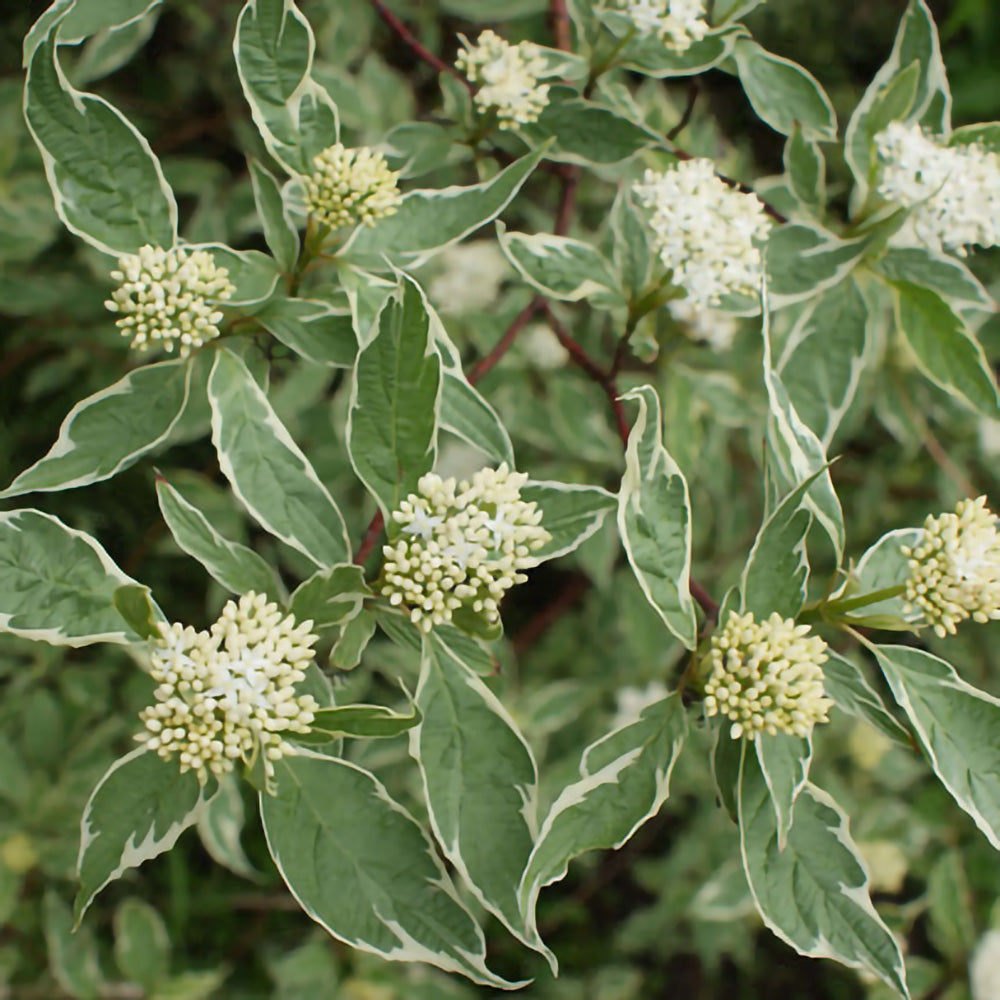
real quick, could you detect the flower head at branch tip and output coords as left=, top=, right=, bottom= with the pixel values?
left=617, top=0, right=710, bottom=50
left=381, top=463, right=551, bottom=634
left=303, top=143, right=402, bottom=231
left=137, top=592, right=320, bottom=783
left=902, top=495, right=1000, bottom=637
left=105, top=244, right=235, bottom=357
left=632, top=159, right=771, bottom=308
left=702, top=610, right=832, bottom=740
left=455, top=30, right=550, bottom=130
left=875, top=121, right=1000, bottom=256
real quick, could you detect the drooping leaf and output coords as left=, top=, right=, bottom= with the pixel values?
left=289, top=564, right=369, bottom=631
left=1, top=360, right=191, bottom=497
left=874, top=644, right=1000, bottom=850
left=76, top=749, right=218, bottom=921
left=113, top=898, right=171, bottom=995
left=248, top=158, right=300, bottom=271
left=260, top=752, right=523, bottom=988
left=346, top=278, right=441, bottom=518
left=24, top=26, right=177, bottom=254
left=208, top=347, right=351, bottom=568
left=620, top=25, right=743, bottom=78
left=413, top=634, right=547, bottom=961
left=255, top=298, right=358, bottom=368
left=738, top=749, right=909, bottom=996
left=439, top=371, right=515, bottom=467
left=156, top=477, right=284, bottom=597
left=617, top=385, right=698, bottom=649
left=0, top=509, right=140, bottom=647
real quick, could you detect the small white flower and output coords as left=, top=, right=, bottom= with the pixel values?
left=455, top=30, right=550, bottom=129
left=668, top=299, right=740, bottom=351
left=703, top=610, right=832, bottom=739
left=971, top=929, right=1000, bottom=1000
left=902, top=495, right=1000, bottom=637
left=519, top=323, right=569, bottom=369
left=137, top=592, right=319, bottom=783
left=429, top=240, right=509, bottom=315
left=105, top=245, right=235, bottom=357
left=875, top=122, right=1000, bottom=256
left=633, top=160, right=771, bottom=308
left=617, top=0, right=710, bottom=50
left=303, top=143, right=402, bottom=231
left=382, top=464, right=551, bottom=633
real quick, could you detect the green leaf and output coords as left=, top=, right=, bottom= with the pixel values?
left=0, top=360, right=191, bottom=497
left=113, top=584, right=163, bottom=641
left=610, top=186, right=653, bottom=298
left=328, top=609, right=377, bottom=670
left=72, top=9, right=161, bottom=86
left=519, top=694, right=687, bottom=953
left=754, top=732, right=812, bottom=851
left=413, top=634, right=547, bottom=961
left=289, top=564, right=369, bottom=631
left=24, top=26, right=176, bottom=254
left=766, top=224, right=870, bottom=307
left=872, top=247, right=991, bottom=311
left=520, top=482, right=616, bottom=562
left=776, top=277, right=872, bottom=447
left=26, top=0, right=160, bottom=56
left=346, top=279, right=441, bottom=518
left=822, top=651, right=909, bottom=744
left=195, top=244, right=281, bottom=306
left=256, top=298, right=358, bottom=368
left=209, top=348, right=351, bottom=567
left=196, top=774, right=262, bottom=880
left=156, top=477, right=283, bottom=597
left=843, top=0, right=951, bottom=202
left=383, top=121, right=465, bottom=179
left=836, top=527, right=921, bottom=628
left=260, top=753, right=523, bottom=988
left=340, top=148, right=544, bottom=268
left=926, top=851, right=976, bottom=961
left=234, top=0, right=340, bottom=175
left=784, top=127, right=826, bottom=213
left=620, top=25, right=743, bottom=78
left=738, top=750, right=909, bottom=996
left=892, top=281, right=1000, bottom=416
left=712, top=725, right=742, bottom=823
left=76, top=749, right=218, bottom=921
left=498, top=227, right=624, bottom=305
left=617, top=386, right=698, bottom=650
left=44, top=890, right=103, bottom=1000
left=248, top=158, right=300, bottom=271
left=439, top=371, right=515, bottom=467
left=950, top=122, right=1000, bottom=153
left=114, top=898, right=171, bottom=994
left=761, top=295, right=844, bottom=561
left=874, top=644, right=1000, bottom=850
left=732, top=38, right=837, bottom=141
left=306, top=703, right=420, bottom=740
left=0, top=509, right=140, bottom=647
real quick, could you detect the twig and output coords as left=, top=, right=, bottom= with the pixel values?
left=666, top=80, right=699, bottom=142
left=468, top=297, right=545, bottom=385
left=354, top=510, right=385, bottom=566
left=369, top=0, right=472, bottom=89
left=553, top=164, right=579, bottom=236
left=689, top=577, right=719, bottom=621
left=548, top=0, right=572, bottom=51
left=513, top=573, right=590, bottom=654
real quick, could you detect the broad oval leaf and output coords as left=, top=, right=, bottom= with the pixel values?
left=413, top=634, right=547, bottom=961
left=822, top=650, right=909, bottom=744
left=766, top=224, right=870, bottom=308
left=522, top=481, right=616, bottom=562
left=112, top=898, right=170, bottom=994
left=76, top=749, right=217, bottom=921
left=1, top=360, right=191, bottom=497
left=620, top=25, right=743, bottom=78
left=289, top=564, right=369, bottom=632
left=874, top=644, right=1000, bottom=850
left=617, top=385, right=698, bottom=649
left=0, top=509, right=139, bottom=647
left=248, top=158, right=299, bottom=271
left=208, top=348, right=351, bottom=568
left=738, top=750, right=909, bottom=997
left=24, top=26, right=176, bottom=254
left=260, top=752, right=523, bottom=988
left=872, top=247, right=991, bottom=312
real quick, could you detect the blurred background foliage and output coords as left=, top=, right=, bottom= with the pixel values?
left=3, top=0, right=1000, bottom=997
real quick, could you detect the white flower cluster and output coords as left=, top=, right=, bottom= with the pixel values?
left=304, top=143, right=402, bottom=231
left=633, top=159, right=771, bottom=307
left=703, top=611, right=833, bottom=740
left=105, top=245, right=235, bottom=357
left=902, top=495, right=1000, bottom=637
left=617, top=0, right=709, bottom=50
left=137, top=592, right=319, bottom=782
left=429, top=240, right=509, bottom=315
left=668, top=299, right=740, bottom=351
left=875, top=122, right=1000, bottom=256
left=456, top=30, right=550, bottom=129
left=382, top=464, right=551, bottom=633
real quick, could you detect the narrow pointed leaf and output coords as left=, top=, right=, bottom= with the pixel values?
left=754, top=732, right=812, bottom=851
left=256, top=298, right=358, bottom=368
left=76, top=749, right=217, bottom=921
left=617, top=385, right=698, bottom=649
left=822, top=650, right=909, bottom=743
left=440, top=371, right=515, bottom=467
left=248, top=158, right=299, bottom=271
left=306, top=704, right=420, bottom=740
left=328, top=609, right=377, bottom=670
left=112, top=584, right=163, bottom=641
left=209, top=348, right=351, bottom=567
left=289, top=564, right=369, bottom=631
left=261, top=752, right=524, bottom=988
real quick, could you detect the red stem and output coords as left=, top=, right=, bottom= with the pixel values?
left=468, top=297, right=545, bottom=386
left=353, top=510, right=385, bottom=566
left=549, top=0, right=572, bottom=51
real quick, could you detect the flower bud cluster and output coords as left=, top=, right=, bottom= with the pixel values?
left=304, top=143, right=402, bottom=231
left=633, top=159, right=771, bottom=307
left=875, top=122, right=1000, bottom=256
left=617, top=0, right=710, bottom=50
left=902, top=495, right=1000, bottom=637
left=455, top=30, right=550, bottom=129
left=703, top=611, right=832, bottom=739
left=105, top=245, right=235, bottom=357
left=137, top=592, right=319, bottom=782
left=382, top=464, right=551, bottom=633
